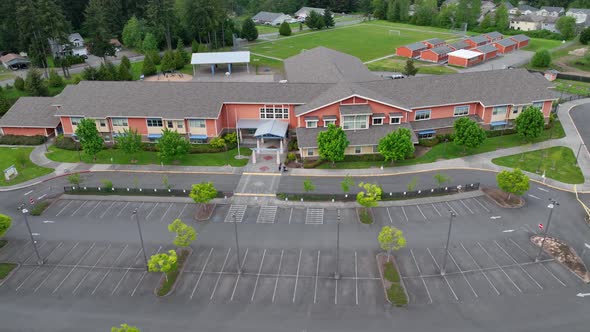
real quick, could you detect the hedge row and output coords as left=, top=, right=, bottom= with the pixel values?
left=0, top=135, right=45, bottom=145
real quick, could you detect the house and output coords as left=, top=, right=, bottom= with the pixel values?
left=481, top=1, right=496, bottom=14
left=0, top=53, right=30, bottom=70
left=464, top=35, right=488, bottom=48
left=447, top=49, right=485, bottom=67
left=500, top=1, right=514, bottom=11
left=422, top=38, right=446, bottom=49
left=295, top=7, right=326, bottom=20
left=447, top=40, right=470, bottom=51
left=396, top=42, right=428, bottom=58
left=537, top=6, right=564, bottom=17
left=566, top=8, right=590, bottom=25
left=474, top=44, right=498, bottom=61
left=420, top=46, right=453, bottom=63
left=0, top=47, right=556, bottom=161
left=509, top=34, right=530, bottom=48
left=544, top=69, right=559, bottom=81
left=509, top=14, right=545, bottom=31
left=493, top=38, right=517, bottom=53
left=541, top=16, right=559, bottom=33
left=513, top=4, right=539, bottom=15
left=483, top=31, right=503, bottom=42
left=48, top=33, right=88, bottom=58
left=408, top=4, right=416, bottom=16
left=252, top=11, right=291, bottom=26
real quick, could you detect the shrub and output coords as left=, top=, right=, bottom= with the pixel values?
left=303, top=159, right=324, bottom=168
left=485, top=128, right=517, bottom=137
left=101, top=179, right=113, bottom=188
left=287, top=152, right=296, bottom=162
left=222, top=132, right=237, bottom=148
left=387, top=284, right=408, bottom=306
left=279, top=21, right=292, bottom=36
left=14, top=77, right=25, bottom=91
left=581, top=27, right=590, bottom=45
left=343, top=154, right=385, bottom=162
left=288, top=138, right=298, bottom=151
left=55, top=135, right=79, bottom=150
left=383, top=261, right=400, bottom=282
left=530, top=49, right=551, bottom=68
left=418, top=137, right=440, bottom=147
left=30, top=201, right=50, bottom=216
left=0, top=135, right=45, bottom=145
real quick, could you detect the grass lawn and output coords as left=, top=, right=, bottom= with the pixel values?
left=0, top=67, right=15, bottom=81
left=551, top=41, right=585, bottom=59
left=0, top=147, right=54, bottom=187
left=247, top=22, right=453, bottom=62
left=522, top=38, right=563, bottom=52
left=553, top=79, right=590, bottom=95
left=317, top=121, right=565, bottom=169
left=492, top=146, right=583, bottom=184
left=367, top=57, right=457, bottom=75
left=46, top=145, right=252, bottom=167
left=0, top=263, right=17, bottom=279
left=251, top=54, right=285, bottom=71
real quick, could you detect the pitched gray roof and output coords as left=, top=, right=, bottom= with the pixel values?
left=503, top=1, right=514, bottom=9
left=466, top=35, right=488, bottom=44
left=339, top=104, right=372, bottom=115
left=305, top=116, right=319, bottom=121
left=475, top=44, right=497, bottom=53
left=483, top=31, right=503, bottom=39
left=495, top=38, right=517, bottom=47
left=252, top=11, right=285, bottom=22
left=402, top=42, right=428, bottom=51
left=510, top=34, right=530, bottom=42
left=296, top=122, right=417, bottom=148
left=512, top=14, right=545, bottom=22
left=284, top=47, right=379, bottom=83
left=410, top=114, right=482, bottom=131
left=518, top=4, right=538, bottom=11
left=448, top=40, right=469, bottom=50
left=427, top=46, right=453, bottom=55
left=540, top=6, right=564, bottom=13
left=567, top=8, right=590, bottom=14
left=0, top=97, right=61, bottom=128
left=295, top=7, right=325, bottom=15
left=424, top=38, right=445, bottom=45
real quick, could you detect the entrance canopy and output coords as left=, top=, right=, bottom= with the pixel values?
left=191, top=51, right=250, bottom=65
left=237, top=119, right=288, bottom=139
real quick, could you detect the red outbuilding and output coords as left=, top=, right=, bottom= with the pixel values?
left=509, top=34, right=531, bottom=49
left=464, top=35, right=488, bottom=49
left=474, top=44, right=498, bottom=61
left=493, top=38, right=517, bottom=54
left=396, top=42, right=428, bottom=58
left=447, top=49, right=485, bottom=67
left=421, top=38, right=446, bottom=49
left=420, top=46, right=453, bottom=63
left=482, top=31, right=503, bottom=43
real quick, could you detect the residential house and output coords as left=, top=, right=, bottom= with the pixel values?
left=513, top=4, right=539, bottom=15
left=474, top=44, right=498, bottom=61
left=0, top=53, right=30, bottom=70
left=447, top=49, right=485, bottom=67
left=483, top=31, right=503, bottom=42
left=48, top=33, right=88, bottom=58
left=493, top=38, right=518, bottom=53
left=566, top=8, right=590, bottom=25
left=509, top=34, right=530, bottom=48
left=294, top=7, right=326, bottom=20
left=252, top=11, right=291, bottom=26
left=481, top=1, right=496, bottom=14
left=464, top=35, right=488, bottom=48
left=408, top=4, right=416, bottom=16
left=541, top=15, right=559, bottom=32
left=420, top=46, right=453, bottom=63
left=536, top=6, right=564, bottom=17
left=509, top=14, right=545, bottom=31
left=421, top=38, right=446, bottom=49
left=396, top=42, right=427, bottom=58
left=447, top=40, right=470, bottom=51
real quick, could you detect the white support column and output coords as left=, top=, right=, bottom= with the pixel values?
left=256, top=138, right=260, bottom=150
left=252, top=150, right=256, bottom=164
left=280, top=139, right=284, bottom=151
left=276, top=149, right=281, bottom=165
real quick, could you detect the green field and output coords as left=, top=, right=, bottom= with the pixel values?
left=553, top=79, right=590, bottom=95
left=367, top=57, right=458, bottom=75
left=247, top=22, right=454, bottom=62
left=522, top=38, right=563, bottom=52
left=0, top=147, right=53, bottom=186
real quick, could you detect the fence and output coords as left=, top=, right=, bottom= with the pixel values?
left=277, top=183, right=480, bottom=202
left=64, top=186, right=232, bottom=198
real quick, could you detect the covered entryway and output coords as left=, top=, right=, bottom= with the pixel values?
left=191, top=51, right=250, bottom=78
left=237, top=119, right=288, bottom=164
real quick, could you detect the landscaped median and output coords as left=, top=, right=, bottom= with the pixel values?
left=376, top=253, right=408, bottom=306
left=0, top=147, right=53, bottom=186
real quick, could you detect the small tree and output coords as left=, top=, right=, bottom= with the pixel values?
left=433, top=172, right=451, bottom=189
left=324, top=8, right=335, bottom=28
left=377, top=128, right=415, bottom=165
left=191, top=39, right=200, bottom=53
left=0, top=214, right=12, bottom=238
left=122, top=15, right=144, bottom=49
left=15, top=151, right=28, bottom=168
left=209, top=137, right=226, bottom=149
left=175, top=39, right=188, bottom=69
left=317, top=124, right=349, bottom=166
left=141, top=32, right=158, bottom=52
left=453, top=117, right=486, bottom=152
left=378, top=226, right=406, bottom=262
left=241, top=18, right=258, bottom=41
left=189, top=182, right=217, bottom=213
left=111, top=323, right=141, bottom=332
left=141, top=53, right=156, bottom=76
left=68, top=173, right=81, bottom=186
left=279, top=21, right=292, bottom=36
left=515, top=105, right=545, bottom=142
left=157, top=128, right=190, bottom=162
left=556, top=16, right=576, bottom=40
left=305, top=10, right=325, bottom=29
left=101, top=179, right=113, bottom=189
left=24, top=69, right=49, bottom=96
left=14, top=77, right=25, bottom=91
left=223, top=132, right=237, bottom=147
left=402, top=59, right=419, bottom=76
left=341, top=174, right=355, bottom=194
left=303, top=179, right=315, bottom=193
left=118, top=56, right=133, bottom=81
left=48, top=69, right=64, bottom=87
left=356, top=182, right=382, bottom=208
left=530, top=49, right=551, bottom=68
left=168, top=219, right=197, bottom=247
left=496, top=168, right=529, bottom=200
left=160, top=50, right=176, bottom=72
left=148, top=250, right=178, bottom=282
left=580, top=27, right=590, bottom=45
left=116, top=128, right=142, bottom=162
left=75, top=118, right=104, bottom=161
left=162, top=175, right=170, bottom=189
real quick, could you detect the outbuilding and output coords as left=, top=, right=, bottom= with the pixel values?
left=464, top=35, right=488, bottom=49
left=509, top=34, right=531, bottom=48
left=420, top=46, right=453, bottom=63
left=447, top=40, right=470, bottom=51
left=191, top=51, right=250, bottom=77
left=474, top=44, right=498, bottom=61
left=0, top=53, right=30, bottom=70
left=482, top=31, right=503, bottom=42
left=396, top=42, right=428, bottom=58
left=252, top=11, right=291, bottom=26
left=421, top=38, right=446, bottom=49
left=493, top=38, right=517, bottom=54
left=447, top=49, right=485, bottom=67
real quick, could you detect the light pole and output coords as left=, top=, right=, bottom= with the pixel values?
left=132, top=208, right=148, bottom=271
left=575, top=143, right=586, bottom=165
left=19, top=204, right=43, bottom=265
left=535, top=199, right=559, bottom=263
left=233, top=213, right=242, bottom=274
left=334, top=209, right=341, bottom=280
left=440, top=210, right=456, bottom=275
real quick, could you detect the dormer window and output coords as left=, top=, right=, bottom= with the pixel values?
left=372, top=113, right=385, bottom=125
left=305, top=116, right=319, bottom=128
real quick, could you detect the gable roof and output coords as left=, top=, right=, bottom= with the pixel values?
left=252, top=11, right=286, bottom=22
left=510, top=34, right=530, bottom=42
left=423, top=38, right=445, bottom=45
left=295, top=7, right=325, bottom=15
left=511, top=14, right=545, bottom=22
left=518, top=4, right=538, bottom=11
left=448, top=40, right=469, bottom=50
left=426, top=45, right=453, bottom=55
left=465, top=35, right=488, bottom=44
left=567, top=8, right=590, bottom=14
left=0, top=97, right=61, bottom=128
left=0, top=53, right=29, bottom=64
left=483, top=31, right=503, bottom=39
left=475, top=44, right=497, bottom=53
left=539, top=6, right=564, bottom=12
left=402, top=42, right=428, bottom=51
left=495, top=38, right=517, bottom=47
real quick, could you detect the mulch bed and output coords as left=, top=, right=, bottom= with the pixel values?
left=195, top=203, right=215, bottom=221
left=155, top=248, right=192, bottom=297
left=356, top=207, right=374, bottom=224
left=531, top=235, right=590, bottom=283
left=482, top=187, right=525, bottom=208
left=376, top=253, right=408, bottom=307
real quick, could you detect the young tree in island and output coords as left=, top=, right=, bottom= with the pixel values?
left=324, top=8, right=335, bottom=28
left=75, top=118, right=104, bottom=161
left=303, top=179, right=315, bottom=193
left=407, top=176, right=418, bottom=191
left=241, top=18, right=258, bottom=41
left=279, top=21, right=292, bottom=36
left=157, top=128, right=190, bottom=163
left=317, top=124, right=349, bottom=166
left=168, top=219, right=197, bottom=248
left=496, top=168, right=529, bottom=200
left=341, top=174, right=355, bottom=194
left=148, top=249, right=177, bottom=282
left=377, top=127, right=415, bottom=165
left=68, top=173, right=81, bottom=186
left=515, top=106, right=545, bottom=142
left=189, top=182, right=218, bottom=214
left=115, top=128, right=142, bottom=162
left=556, top=16, right=576, bottom=40
left=0, top=214, right=12, bottom=238
left=453, top=117, right=486, bottom=152
left=111, top=323, right=141, bottom=332
left=378, top=226, right=406, bottom=262
left=357, top=182, right=382, bottom=208
left=402, top=59, right=419, bottom=76
left=433, top=172, right=451, bottom=189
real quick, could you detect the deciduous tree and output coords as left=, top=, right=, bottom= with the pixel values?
left=156, top=128, right=190, bottom=162
left=303, top=179, right=315, bottom=193
left=168, top=219, right=197, bottom=248
left=377, top=127, right=415, bottom=164
left=279, top=21, right=292, bottom=36
left=122, top=16, right=144, bottom=49
left=515, top=105, right=545, bottom=142
left=378, top=226, right=406, bottom=262
left=317, top=124, right=349, bottom=166
left=341, top=174, right=355, bottom=194
left=556, top=16, right=576, bottom=40
left=148, top=249, right=177, bottom=281
left=494, top=3, right=509, bottom=31
left=530, top=49, right=551, bottom=68
left=141, top=32, right=159, bottom=52
left=115, top=128, right=142, bottom=162
left=0, top=214, right=12, bottom=238
left=189, top=182, right=218, bottom=211
left=453, top=117, right=486, bottom=151
left=580, top=27, right=590, bottom=45
left=433, top=172, right=451, bottom=188
left=356, top=182, right=382, bottom=208
left=496, top=168, right=529, bottom=200
left=75, top=118, right=104, bottom=161
left=111, top=323, right=141, bottom=332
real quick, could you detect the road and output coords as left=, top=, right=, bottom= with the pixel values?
left=570, top=103, right=590, bottom=156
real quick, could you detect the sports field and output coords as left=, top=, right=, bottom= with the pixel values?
left=247, top=22, right=456, bottom=62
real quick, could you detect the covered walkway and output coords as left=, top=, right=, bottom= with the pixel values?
left=191, top=51, right=250, bottom=77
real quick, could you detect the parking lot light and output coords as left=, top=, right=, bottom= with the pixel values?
left=19, top=204, right=43, bottom=265
left=334, top=210, right=341, bottom=280
left=233, top=213, right=243, bottom=275
left=440, top=210, right=456, bottom=276
left=535, top=199, right=559, bottom=263
left=132, top=208, right=149, bottom=271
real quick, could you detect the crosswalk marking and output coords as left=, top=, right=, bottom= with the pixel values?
left=257, top=206, right=277, bottom=223
left=305, top=208, right=324, bottom=224
left=225, top=205, right=247, bottom=222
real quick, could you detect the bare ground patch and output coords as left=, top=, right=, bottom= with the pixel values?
left=531, top=236, right=590, bottom=283
left=482, top=187, right=525, bottom=208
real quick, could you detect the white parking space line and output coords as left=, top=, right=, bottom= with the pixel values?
left=508, top=239, right=566, bottom=287
left=72, top=244, right=111, bottom=294
left=7, top=242, right=31, bottom=262
left=354, top=251, right=359, bottom=305
left=257, top=206, right=277, bottom=224
left=460, top=200, right=474, bottom=214
left=335, top=277, right=338, bottom=305
left=160, top=203, right=173, bottom=222
left=24, top=190, right=33, bottom=196
left=145, top=203, right=159, bottom=221
left=55, top=201, right=74, bottom=217
left=91, top=245, right=129, bottom=295
left=85, top=201, right=102, bottom=216
left=231, top=248, right=249, bottom=301
left=477, top=242, right=522, bottom=293
left=313, top=250, right=320, bottom=304
left=448, top=251, right=478, bottom=298
left=34, top=242, right=80, bottom=292
left=15, top=243, right=63, bottom=291
left=401, top=206, right=409, bottom=222
left=116, top=202, right=130, bottom=217
left=445, top=202, right=458, bottom=216
left=473, top=198, right=490, bottom=213
left=415, top=205, right=427, bottom=220
left=71, top=201, right=88, bottom=216
left=460, top=243, right=500, bottom=295
left=292, top=249, right=302, bottom=303
left=494, top=241, right=543, bottom=290
left=386, top=207, right=393, bottom=224
left=431, top=204, right=442, bottom=216
left=52, top=243, right=96, bottom=293
left=250, top=249, right=266, bottom=302
left=272, top=249, right=284, bottom=303
left=177, top=204, right=188, bottom=219
left=410, top=249, right=432, bottom=304
left=111, top=248, right=145, bottom=295
left=99, top=202, right=116, bottom=219
left=190, top=248, right=213, bottom=300
left=210, top=248, right=231, bottom=300
left=528, top=194, right=541, bottom=200
left=131, top=246, right=162, bottom=296
left=538, top=187, right=549, bottom=192
left=427, top=248, right=458, bottom=301
left=305, top=208, right=324, bottom=224
left=288, top=208, right=293, bottom=224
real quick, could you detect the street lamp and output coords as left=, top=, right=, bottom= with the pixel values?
left=18, top=204, right=43, bottom=265
left=233, top=213, right=242, bottom=274
left=535, top=199, right=559, bottom=262
left=440, top=210, right=456, bottom=275
left=334, top=209, right=341, bottom=280
left=132, top=208, right=148, bottom=271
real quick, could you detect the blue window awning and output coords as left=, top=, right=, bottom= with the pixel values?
left=418, top=130, right=436, bottom=135
left=491, top=121, right=507, bottom=126
left=189, top=135, right=207, bottom=139
left=147, top=134, right=162, bottom=139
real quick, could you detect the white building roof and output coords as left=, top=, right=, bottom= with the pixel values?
left=448, top=49, right=482, bottom=59
left=191, top=51, right=250, bottom=65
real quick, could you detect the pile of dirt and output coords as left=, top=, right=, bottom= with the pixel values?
left=482, top=187, right=525, bottom=208
left=531, top=236, right=590, bottom=283
left=568, top=48, right=588, bottom=57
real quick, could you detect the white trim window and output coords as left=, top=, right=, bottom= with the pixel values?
left=492, top=106, right=507, bottom=115
left=71, top=117, right=83, bottom=126
left=390, top=116, right=402, bottom=124
left=98, top=119, right=107, bottom=127
left=167, top=120, right=174, bottom=129
left=189, top=119, right=206, bottom=128
left=342, top=115, right=368, bottom=130
left=414, top=110, right=431, bottom=121
left=176, top=121, right=184, bottom=129
left=323, top=120, right=336, bottom=127
left=532, top=102, right=544, bottom=110
left=147, top=118, right=163, bottom=127
left=260, top=105, right=289, bottom=119
left=306, top=120, right=318, bottom=128
left=512, top=106, right=520, bottom=114
left=354, top=146, right=362, bottom=154
left=307, top=148, right=314, bottom=156
left=111, top=117, right=128, bottom=126
left=453, top=105, right=469, bottom=116
left=372, top=115, right=384, bottom=126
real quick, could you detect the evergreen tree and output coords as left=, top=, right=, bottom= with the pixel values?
left=147, top=50, right=161, bottom=65
left=581, top=27, right=590, bottom=45
left=279, top=21, right=292, bottom=36
left=160, top=49, right=176, bottom=72
left=373, top=0, right=388, bottom=19
left=24, top=69, right=49, bottom=96
left=121, top=55, right=131, bottom=69
left=191, top=39, right=200, bottom=52
left=387, top=0, right=399, bottom=21
left=402, top=59, right=419, bottom=76
left=141, top=53, right=156, bottom=75
left=175, top=39, right=188, bottom=68
left=146, top=0, right=176, bottom=49
left=241, top=18, right=258, bottom=41
left=494, top=3, right=509, bottom=31
left=437, top=3, right=456, bottom=28
left=84, top=0, right=116, bottom=62
left=480, top=13, right=494, bottom=30
left=305, top=10, right=325, bottom=29
left=414, top=0, right=438, bottom=25
left=122, top=16, right=144, bottom=49
left=323, top=8, right=335, bottom=27
left=398, top=0, right=410, bottom=22
left=0, top=94, right=12, bottom=116
left=48, top=69, right=64, bottom=87
left=142, top=32, right=159, bottom=52
left=556, top=16, right=576, bottom=40
left=82, top=66, right=99, bottom=80
left=118, top=56, right=133, bottom=81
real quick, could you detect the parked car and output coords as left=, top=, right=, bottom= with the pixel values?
left=387, top=74, right=407, bottom=79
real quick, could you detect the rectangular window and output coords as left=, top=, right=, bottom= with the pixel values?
left=147, top=118, right=163, bottom=127
left=99, top=120, right=106, bottom=127
left=354, top=146, right=362, bottom=154
left=167, top=121, right=174, bottom=128
left=176, top=121, right=184, bottom=129
left=453, top=106, right=469, bottom=116
left=307, top=148, right=314, bottom=156
left=71, top=117, right=83, bottom=126
left=513, top=106, right=519, bottom=114
left=390, top=117, right=401, bottom=124
left=342, top=115, right=368, bottom=130
left=372, top=145, right=379, bottom=153
left=372, top=118, right=383, bottom=125
left=111, top=118, right=128, bottom=126
left=532, top=102, right=544, bottom=110
left=324, top=120, right=336, bottom=127
left=414, top=110, right=431, bottom=121
left=418, top=132, right=435, bottom=139
left=104, top=135, right=111, bottom=142
left=492, top=106, right=507, bottom=115
left=188, top=119, right=205, bottom=128
left=259, top=106, right=289, bottom=119
left=306, top=121, right=318, bottom=128
left=190, top=138, right=207, bottom=144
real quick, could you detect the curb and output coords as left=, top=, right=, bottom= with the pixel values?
left=154, top=248, right=193, bottom=297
